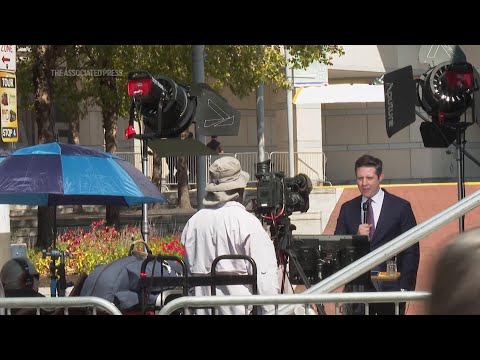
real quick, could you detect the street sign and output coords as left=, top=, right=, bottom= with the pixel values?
left=0, top=71, right=18, bottom=142
left=191, top=83, right=241, bottom=136
left=0, top=45, right=16, bottom=72
left=293, top=61, right=328, bottom=87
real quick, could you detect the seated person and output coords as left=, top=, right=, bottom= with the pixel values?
left=1, top=257, right=45, bottom=315
left=1, top=257, right=43, bottom=298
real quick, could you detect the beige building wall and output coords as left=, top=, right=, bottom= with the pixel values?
left=300, top=45, right=480, bottom=184
left=329, top=45, right=429, bottom=81
left=321, top=102, right=480, bottom=184
left=219, top=86, right=289, bottom=154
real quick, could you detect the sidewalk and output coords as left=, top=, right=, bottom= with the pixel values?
left=38, top=287, right=73, bottom=297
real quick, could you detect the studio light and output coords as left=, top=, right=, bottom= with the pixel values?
left=125, top=71, right=196, bottom=139
left=416, top=61, right=476, bottom=127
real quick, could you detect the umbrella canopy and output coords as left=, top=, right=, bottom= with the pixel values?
left=0, top=142, right=168, bottom=206
left=80, top=256, right=183, bottom=311
left=0, top=149, right=10, bottom=164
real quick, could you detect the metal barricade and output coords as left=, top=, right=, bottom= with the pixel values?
left=116, top=151, right=153, bottom=178
left=157, top=291, right=430, bottom=315
left=270, top=151, right=329, bottom=185
left=0, top=296, right=123, bottom=315
left=116, top=151, right=328, bottom=187
left=234, top=152, right=269, bottom=183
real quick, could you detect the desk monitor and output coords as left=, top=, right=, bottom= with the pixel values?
left=288, top=235, right=370, bottom=286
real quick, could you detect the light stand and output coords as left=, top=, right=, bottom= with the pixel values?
left=418, top=111, right=478, bottom=234
left=41, top=210, right=71, bottom=297
left=134, top=133, right=153, bottom=242
left=131, top=96, right=165, bottom=244
left=454, top=123, right=470, bottom=232
left=449, top=121, right=480, bottom=232
left=415, top=70, right=480, bottom=233
left=42, top=248, right=71, bottom=297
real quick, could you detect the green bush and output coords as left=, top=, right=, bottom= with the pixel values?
left=28, top=220, right=186, bottom=276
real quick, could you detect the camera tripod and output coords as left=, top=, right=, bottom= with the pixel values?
left=425, top=116, right=480, bottom=233
left=450, top=121, right=480, bottom=233
left=42, top=248, right=72, bottom=297
left=269, top=215, right=326, bottom=315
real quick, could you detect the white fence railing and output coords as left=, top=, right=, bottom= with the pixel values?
left=158, top=291, right=431, bottom=315
left=119, top=151, right=328, bottom=187
left=0, top=296, right=122, bottom=315
left=270, top=152, right=328, bottom=185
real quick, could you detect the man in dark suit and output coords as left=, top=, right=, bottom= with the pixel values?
left=334, top=154, right=420, bottom=315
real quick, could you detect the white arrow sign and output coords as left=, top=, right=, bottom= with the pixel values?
left=0, top=45, right=15, bottom=72
left=203, top=99, right=236, bottom=127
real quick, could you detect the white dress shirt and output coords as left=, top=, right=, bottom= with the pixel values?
left=361, top=188, right=384, bottom=227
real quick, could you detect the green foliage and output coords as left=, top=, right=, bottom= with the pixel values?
left=27, top=220, right=186, bottom=276
left=17, top=44, right=344, bottom=118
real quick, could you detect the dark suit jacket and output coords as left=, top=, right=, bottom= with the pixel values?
left=334, top=189, right=420, bottom=292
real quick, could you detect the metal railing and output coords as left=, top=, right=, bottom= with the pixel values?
left=234, top=152, right=267, bottom=183
left=0, top=296, right=122, bottom=315
left=9, top=145, right=328, bottom=186
left=158, top=291, right=430, bottom=315
left=154, top=151, right=326, bottom=186
left=270, top=151, right=328, bottom=185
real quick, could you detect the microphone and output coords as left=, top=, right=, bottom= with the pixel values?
left=362, top=201, right=369, bottom=224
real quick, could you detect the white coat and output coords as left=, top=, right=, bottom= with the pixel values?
left=181, top=201, right=279, bottom=314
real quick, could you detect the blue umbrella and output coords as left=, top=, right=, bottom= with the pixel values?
left=0, top=142, right=169, bottom=298
left=0, top=142, right=168, bottom=206
left=0, top=148, right=10, bottom=164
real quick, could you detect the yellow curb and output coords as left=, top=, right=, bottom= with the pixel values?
left=247, top=182, right=480, bottom=191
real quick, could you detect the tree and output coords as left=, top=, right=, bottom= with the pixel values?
left=31, top=45, right=64, bottom=248
left=74, top=45, right=124, bottom=226
left=120, top=45, right=344, bottom=208
left=19, top=45, right=344, bottom=215
left=177, top=131, right=194, bottom=209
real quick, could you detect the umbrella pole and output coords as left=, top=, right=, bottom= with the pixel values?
left=51, top=205, right=59, bottom=297
left=53, top=205, right=57, bottom=248
left=141, top=137, right=150, bottom=243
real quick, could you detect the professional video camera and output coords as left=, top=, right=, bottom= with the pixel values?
left=254, top=160, right=369, bottom=293
left=255, top=159, right=312, bottom=218
left=253, top=159, right=313, bottom=284
left=254, top=159, right=312, bottom=255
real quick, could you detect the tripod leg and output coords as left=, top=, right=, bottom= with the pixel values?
left=456, top=129, right=465, bottom=232
left=284, top=249, right=326, bottom=315
left=49, top=260, right=57, bottom=297
left=285, top=249, right=311, bottom=288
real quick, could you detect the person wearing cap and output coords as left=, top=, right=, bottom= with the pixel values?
left=181, top=156, right=279, bottom=315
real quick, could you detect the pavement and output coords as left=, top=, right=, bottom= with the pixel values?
left=38, top=287, right=73, bottom=297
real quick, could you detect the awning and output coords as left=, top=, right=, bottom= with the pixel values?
left=293, top=84, right=385, bottom=105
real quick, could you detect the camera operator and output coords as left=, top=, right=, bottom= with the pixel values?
left=181, top=156, right=279, bottom=315
left=334, top=154, right=419, bottom=315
